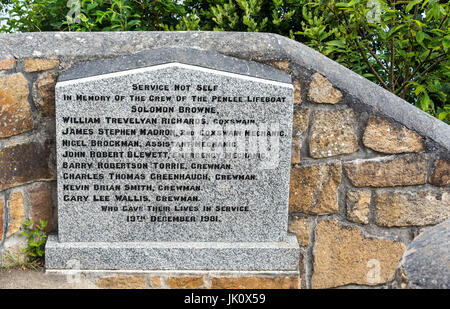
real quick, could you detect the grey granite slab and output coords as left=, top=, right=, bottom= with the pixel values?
left=55, top=51, right=294, bottom=243
left=45, top=235, right=300, bottom=271
left=403, top=220, right=450, bottom=289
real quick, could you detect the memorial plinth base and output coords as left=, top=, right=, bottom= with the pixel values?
left=45, top=235, right=300, bottom=271
left=45, top=269, right=301, bottom=289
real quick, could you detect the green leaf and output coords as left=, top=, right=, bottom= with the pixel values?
left=414, top=84, right=426, bottom=95
left=86, top=3, right=98, bottom=11
left=386, top=24, right=406, bottom=38
left=127, top=20, right=140, bottom=28
left=437, top=112, right=448, bottom=120
left=406, top=0, right=422, bottom=13
left=413, top=20, right=427, bottom=27
left=431, top=3, right=440, bottom=20
left=416, top=31, right=425, bottom=44
left=443, top=36, right=450, bottom=49
left=419, top=92, right=431, bottom=112
left=326, top=40, right=346, bottom=48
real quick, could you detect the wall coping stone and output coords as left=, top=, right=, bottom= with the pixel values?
left=58, top=48, right=292, bottom=83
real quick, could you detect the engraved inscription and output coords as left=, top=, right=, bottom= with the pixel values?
left=56, top=63, right=293, bottom=242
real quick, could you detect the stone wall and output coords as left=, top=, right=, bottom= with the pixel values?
left=0, top=32, right=449, bottom=289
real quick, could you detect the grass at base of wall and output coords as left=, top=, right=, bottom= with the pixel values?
left=0, top=249, right=44, bottom=271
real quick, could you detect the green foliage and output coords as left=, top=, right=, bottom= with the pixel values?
left=21, top=219, right=48, bottom=263
left=0, top=0, right=448, bottom=123
left=0, top=0, right=10, bottom=12
left=161, top=8, right=201, bottom=31
left=0, top=0, right=185, bottom=32
left=293, top=0, right=449, bottom=123
left=180, top=0, right=303, bottom=37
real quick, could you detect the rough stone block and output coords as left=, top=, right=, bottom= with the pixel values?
left=7, top=191, right=25, bottom=237
left=0, top=140, right=55, bottom=191
left=288, top=217, right=310, bottom=246
left=269, top=60, right=290, bottom=72
left=33, top=72, right=58, bottom=117
left=95, top=275, right=146, bottom=289
left=0, top=195, right=4, bottom=243
left=375, top=189, right=450, bottom=227
left=312, top=220, right=405, bottom=288
left=0, top=59, right=15, bottom=71
left=429, top=158, right=450, bottom=187
left=291, top=136, right=301, bottom=164
left=0, top=73, right=33, bottom=138
left=0, top=235, right=28, bottom=266
left=149, top=277, right=162, bottom=289
left=289, top=162, right=341, bottom=215
left=308, top=73, right=342, bottom=104
left=346, top=189, right=371, bottom=225
left=362, top=116, right=424, bottom=153
left=291, top=108, right=309, bottom=164
left=27, top=182, right=53, bottom=232
left=309, top=109, right=358, bottom=158
left=210, top=276, right=300, bottom=289
left=167, top=276, right=205, bottom=289
left=24, top=58, right=59, bottom=72
left=293, top=80, right=301, bottom=104
left=293, top=108, right=309, bottom=134
left=344, top=154, right=427, bottom=187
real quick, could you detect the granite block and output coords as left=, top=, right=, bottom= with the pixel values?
left=55, top=51, right=294, bottom=243
left=45, top=235, right=300, bottom=271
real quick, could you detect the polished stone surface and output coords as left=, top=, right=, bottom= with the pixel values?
left=46, top=235, right=300, bottom=271
left=55, top=50, right=294, bottom=243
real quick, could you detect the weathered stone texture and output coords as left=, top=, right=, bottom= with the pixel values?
left=0, top=140, right=55, bottom=190
left=289, top=217, right=310, bottom=246
left=344, top=155, right=427, bottom=187
left=1, top=237, right=27, bottom=266
left=346, top=190, right=371, bottom=225
left=269, top=60, right=290, bottom=72
left=96, top=276, right=146, bottom=289
left=149, top=277, right=162, bottom=289
left=309, top=109, right=358, bottom=158
left=167, top=276, right=204, bottom=289
left=289, top=163, right=341, bottom=215
left=291, top=136, right=301, bottom=164
left=293, top=108, right=309, bottom=134
left=27, top=182, right=53, bottom=232
left=7, top=191, right=25, bottom=237
left=33, top=72, right=58, bottom=117
left=308, top=73, right=342, bottom=104
left=293, top=80, right=301, bottom=104
left=0, top=59, right=15, bottom=70
left=210, top=276, right=300, bottom=289
left=0, top=195, right=4, bottom=243
left=291, top=108, right=309, bottom=164
left=375, top=189, right=450, bottom=227
left=312, top=220, right=405, bottom=288
left=24, top=58, right=59, bottom=72
left=403, top=220, right=450, bottom=289
left=429, top=158, right=450, bottom=186
left=363, top=117, right=424, bottom=153
left=0, top=73, right=33, bottom=138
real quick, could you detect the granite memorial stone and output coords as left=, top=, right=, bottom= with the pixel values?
left=45, top=48, right=299, bottom=271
